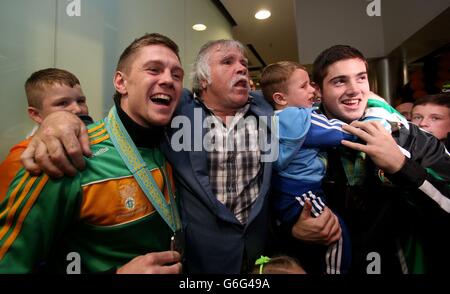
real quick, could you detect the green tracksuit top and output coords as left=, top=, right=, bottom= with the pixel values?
left=0, top=119, right=176, bottom=273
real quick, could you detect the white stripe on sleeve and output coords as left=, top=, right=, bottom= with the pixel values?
left=419, top=180, right=450, bottom=213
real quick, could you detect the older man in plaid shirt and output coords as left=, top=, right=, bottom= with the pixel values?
left=161, top=39, right=340, bottom=273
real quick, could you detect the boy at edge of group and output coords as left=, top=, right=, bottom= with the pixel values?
left=0, top=68, right=92, bottom=201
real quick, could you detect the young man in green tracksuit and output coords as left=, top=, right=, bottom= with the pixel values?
left=0, top=33, right=184, bottom=273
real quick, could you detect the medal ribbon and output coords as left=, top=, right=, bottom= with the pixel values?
left=105, top=106, right=181, bottom=232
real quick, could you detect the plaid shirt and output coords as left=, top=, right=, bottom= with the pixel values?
left=199, top=98, right=263, bottom=224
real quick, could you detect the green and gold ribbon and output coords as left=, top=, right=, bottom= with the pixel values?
left=105, top=106, right=181, bottom=232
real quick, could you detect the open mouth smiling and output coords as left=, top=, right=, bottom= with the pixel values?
left=150, top=94, right=171, bottom=106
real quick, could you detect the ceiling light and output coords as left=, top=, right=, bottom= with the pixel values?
left=192, top=24, right=207, bottom=31
left=255, top=9, right=271, bottom=20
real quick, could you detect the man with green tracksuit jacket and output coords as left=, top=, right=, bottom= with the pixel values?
left=0, top=33, right=184, bottom=273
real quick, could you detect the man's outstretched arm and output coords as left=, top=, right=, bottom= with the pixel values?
left=21, top=111, right=91, bottom=178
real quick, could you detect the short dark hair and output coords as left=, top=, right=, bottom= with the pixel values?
left=260, top=61, right=307, bottom=107
left=313, top=45, right=368, bottom=89
left=114, top=33, right=180, bottom=101
left=25, top=68, right=80, bottom=108
left=413, top=93, right=450, bottom=109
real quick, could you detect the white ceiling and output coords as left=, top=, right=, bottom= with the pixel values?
left=219, top=0, right=298, bottom=71
left=219, top=0, right=450, bottom=79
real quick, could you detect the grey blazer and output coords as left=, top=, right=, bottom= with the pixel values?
left=161, top=90, right=275, bottom=273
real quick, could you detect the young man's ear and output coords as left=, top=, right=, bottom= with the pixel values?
left=273, top=92, right=287, bottom=107
left=113, top=71, right=128, bottom=96
left=27, top=107, right=43, bottom=124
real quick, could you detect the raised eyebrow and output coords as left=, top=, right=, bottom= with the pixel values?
left=53, top=96, right=85, bottom=103
left=329, top=75, right=347, bottom=82
left=356, top=71, right=368, bottom=77
left=221, top=54, right=234, bottom=62
left=172, top=66, right=184, bottom=75
left=142, top=60, right=161, bottom=68
left=142, top=60, right=184, bottom=74
left=300, top=80, right=309, bottom=87
left=50, top=97, right=69, bottom=104
left=143, top=60, right=176, bottom=70
left=221, top=54, right=247, bottom=62
left=51, top=98, right=77, bottom=106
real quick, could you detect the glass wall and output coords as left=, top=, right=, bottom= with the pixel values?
left=0, top=0, right=232, bottom=159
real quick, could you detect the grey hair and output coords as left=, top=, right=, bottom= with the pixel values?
left=191, top=39, right=246, bottom=96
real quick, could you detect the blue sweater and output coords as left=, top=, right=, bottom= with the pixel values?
left=274, top=107, right=356, bottom=186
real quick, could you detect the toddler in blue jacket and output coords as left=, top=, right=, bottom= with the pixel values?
left=260, top=61, right=408, bottom=274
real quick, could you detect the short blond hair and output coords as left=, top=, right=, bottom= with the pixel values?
left=260, top=61, right=307, bottom=107
left=25, top=68, right=80, bottom=109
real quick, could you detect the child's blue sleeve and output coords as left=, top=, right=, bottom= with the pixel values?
left=275, top=107, right=312, bottom=170
left=303, top=112, right=357, bottom=148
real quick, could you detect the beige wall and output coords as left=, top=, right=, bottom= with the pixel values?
left=0, top=0, right=232, bottom=159
left=0, top=0, right=55, bottom=159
